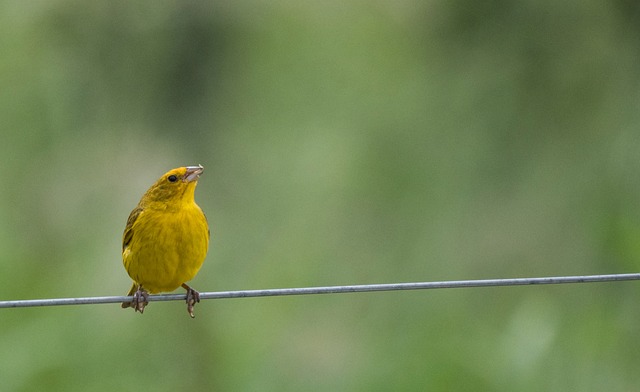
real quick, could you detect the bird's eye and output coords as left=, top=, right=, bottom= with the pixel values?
left=168, top=175, right=178, bottom=183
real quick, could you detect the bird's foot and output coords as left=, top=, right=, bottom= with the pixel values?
left=182, top=283, right=200, bottom=318
left=132, top=288, right=149, bottom=314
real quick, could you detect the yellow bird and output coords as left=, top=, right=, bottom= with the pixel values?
left=121, top=165, right=210, bottom=317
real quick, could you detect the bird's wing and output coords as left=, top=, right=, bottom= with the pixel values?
left=200, top=206, right=211, bottom=239
left=123, top=206, right=144, bottom=252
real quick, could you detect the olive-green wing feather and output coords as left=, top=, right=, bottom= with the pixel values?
left=122, top=206, right=143, bottom=252
left=122, top=206, right=144, bottom=309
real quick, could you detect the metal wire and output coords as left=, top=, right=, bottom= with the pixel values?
left=1, top=273, right=639, bottom=309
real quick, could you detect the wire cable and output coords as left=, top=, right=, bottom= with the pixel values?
left=1, top=272, right=639, bottom=309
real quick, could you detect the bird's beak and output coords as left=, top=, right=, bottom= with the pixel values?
left=184, top=165, right=204, bottom=182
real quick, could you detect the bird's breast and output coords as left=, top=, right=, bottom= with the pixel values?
left=123, top=204, right=209, bottom=293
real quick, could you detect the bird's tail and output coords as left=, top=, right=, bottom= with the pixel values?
left=121, top=283, right=137, bottom=308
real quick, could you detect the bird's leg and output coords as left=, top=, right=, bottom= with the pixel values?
left=132, top=287, right=149, bottom=314
left=182, top=283, right=200, bottom=318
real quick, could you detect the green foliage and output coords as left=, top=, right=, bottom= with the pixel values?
left=1, top=0, right=640, bottom=390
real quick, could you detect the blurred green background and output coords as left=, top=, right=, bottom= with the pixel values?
left=2, top=0, right=640, bottom=390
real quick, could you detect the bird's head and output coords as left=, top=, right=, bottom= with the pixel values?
left=141, top=165, right=204, bottom=205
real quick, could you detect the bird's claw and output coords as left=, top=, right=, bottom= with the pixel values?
left=182, top=284, right=200, bottom=318
left=132, top=288, right=149, bottom=314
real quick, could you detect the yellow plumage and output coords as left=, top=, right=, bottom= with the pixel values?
left=121, top=165, right=209, bottom=317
